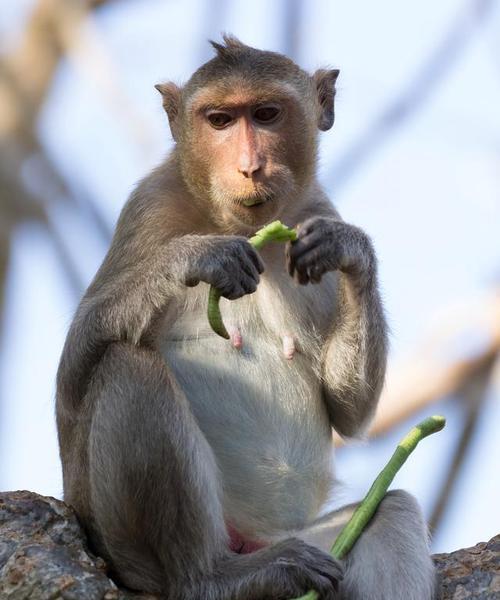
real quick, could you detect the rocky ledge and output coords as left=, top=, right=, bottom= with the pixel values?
left=1, top=491, right=499, bottom=599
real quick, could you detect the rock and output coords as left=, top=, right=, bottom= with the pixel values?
left=0, top=491, right=154, bottom=599
left=1, top=490, right=499, bottom=599
left=434, top=534, right=500, bottom=599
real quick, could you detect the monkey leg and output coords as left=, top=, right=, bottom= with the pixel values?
left=87, top=342, right=227, bottom=593
left=87, top=342, right=342, bottom=599
left=297, top=490, right=438, bottom=600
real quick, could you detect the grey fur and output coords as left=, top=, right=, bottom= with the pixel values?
left=56, top=37, right=435, bottom=600
left=298, top=491, right=437, bottom=600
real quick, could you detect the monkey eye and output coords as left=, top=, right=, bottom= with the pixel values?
left=253, top=104, right=282, bottom=124
left=206, top=111, right=233, bottom=129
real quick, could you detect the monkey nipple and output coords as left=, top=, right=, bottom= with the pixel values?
left=282, top=334, right=296, bottom=360
left=227, top=325, right=243, bottom=350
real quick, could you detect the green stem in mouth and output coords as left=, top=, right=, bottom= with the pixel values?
left=207, top=220, right=297, bottom=338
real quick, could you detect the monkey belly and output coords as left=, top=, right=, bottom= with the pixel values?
left=160, top=328, right=334, bottom=539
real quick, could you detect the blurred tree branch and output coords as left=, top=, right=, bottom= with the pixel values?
left=326, top=0, right=495, bottom=192
left=429, top=360, right=492, bottom=532
left=334, top=289, right=500, bottom=445
left=0, top=0, right=116, bottom=306
left=370, top=289, right=500, bottom=438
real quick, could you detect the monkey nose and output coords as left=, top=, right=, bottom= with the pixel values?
left=238, top=157, right=262, bottom=178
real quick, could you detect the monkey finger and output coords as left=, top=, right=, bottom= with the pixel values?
left=245, top=243, right=266, bottom=274
left=307, top=264, right=324, bottom=284
left=239, top=253, right=262, bottom=285
left=239, top=274, right=258, bottom=295
left=185, top=275, right=200, bottom=287
left=285, top=243, right=296, bottom=278
left=287, top=235, right=322, bottom=266
left=286, top=241, right=311, bottom=277
left=312, top=559, right=344, bottom=585
left=295, top=218, right=317, bottom=238
left=301, top=570, right=339, bottom=600
left=288, top=252, right=312, bottom=284
left=294, top=265, right=310, bottom=286
left=293, top=246, right=323, bottom=276
left=220, top=281, right=247, bottom=300
left=296, top=223, right=324, bottom=243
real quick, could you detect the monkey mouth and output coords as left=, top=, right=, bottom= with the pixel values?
left=238, top=191, right=274, bottom=208
left=242, top=197, right=266, bottom=207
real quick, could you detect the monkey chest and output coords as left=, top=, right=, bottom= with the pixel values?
left=158, top=275, right=339, bottom=409
left=157, top=280, right=336, bottom=532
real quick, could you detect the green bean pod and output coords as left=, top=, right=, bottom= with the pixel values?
left=207, top=220, right=297, bottom=338
left=293, top=415, right=446, bottom=600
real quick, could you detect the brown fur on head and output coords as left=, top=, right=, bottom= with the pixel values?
left=155, top=35, right=339, bottom=231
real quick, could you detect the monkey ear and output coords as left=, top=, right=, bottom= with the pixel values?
left=155, top=82, right=182, bottom=140
left=313, top=69, right=339, bottom=131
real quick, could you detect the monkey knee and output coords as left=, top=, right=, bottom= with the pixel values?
left=100, top=342, right=169, bottom=389
left=341, top=489, right=436, bottom=600
left=367, top=489, right=431, bottom=554
left=378, top=489, right=427, bottom=527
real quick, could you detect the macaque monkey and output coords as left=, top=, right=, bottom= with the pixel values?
left=56, top=36, right=436, bottom=599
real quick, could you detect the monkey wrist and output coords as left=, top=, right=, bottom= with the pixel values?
left=168, top=234, right=223, bottom=288
left=336, top=228, right=376, bottom=281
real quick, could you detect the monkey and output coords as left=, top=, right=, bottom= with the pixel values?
left=56, top=35, right=436, bottom=600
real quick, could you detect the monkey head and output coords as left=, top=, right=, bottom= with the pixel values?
left=156, top=35, right=339, bottom=231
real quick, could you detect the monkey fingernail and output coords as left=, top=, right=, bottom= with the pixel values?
left=283, top=334, right=295, bottom=359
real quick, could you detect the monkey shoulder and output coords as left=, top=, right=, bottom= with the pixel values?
left=116, top=161, right=205, bottom=241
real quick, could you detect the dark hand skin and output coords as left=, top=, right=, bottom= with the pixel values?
left=286, top=216, right=374, bottom=286
left=185, top=236, right=265, bottom=300
left=266, top=537, right=344, bottom=599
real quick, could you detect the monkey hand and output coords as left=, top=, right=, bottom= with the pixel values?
left=269, top=538, right=344, bottom=599
left=185, top=236, right=265, bottom=300
left=286, top=217, right=374, bottom=286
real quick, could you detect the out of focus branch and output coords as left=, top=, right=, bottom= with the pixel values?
left=334, top=289, right=500, bottom=445
left=0, top=229, right=10, bottom=345
left=0, top=156, right=85, bottom=297
left=0, top=0, right=151, bottom=239
left=370, top=290, right=500, bottom=438
left=428, top=361, right=492, bottom=532
left=326, top=0, right=495, bottom=192
left=86, top=0, right=119, bottom=7
left=0, top=0, right=116, bottom=301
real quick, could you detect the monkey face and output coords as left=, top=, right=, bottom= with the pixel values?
left=179, top=82, right=319, bottom=229
left=156, top=37, right=339, bottom=232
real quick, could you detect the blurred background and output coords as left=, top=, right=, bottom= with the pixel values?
left=0, top=0, right=499, bottom=554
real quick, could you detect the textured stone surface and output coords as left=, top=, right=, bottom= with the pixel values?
left=1, top=490, right=499, bottom=598
left=0, top=491, right=154, bottom=599
left=434, top=534, right=500, bottom=599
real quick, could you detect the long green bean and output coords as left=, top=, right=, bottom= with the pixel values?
left=293, top=415, right=446, bottom=600
left=207, top=220, right=297, bottom=338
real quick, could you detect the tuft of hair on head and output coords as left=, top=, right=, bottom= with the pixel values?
left=209, top=34, right=248, bottom=61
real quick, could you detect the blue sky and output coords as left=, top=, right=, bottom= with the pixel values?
left=1, top=0, right=499, bottom=553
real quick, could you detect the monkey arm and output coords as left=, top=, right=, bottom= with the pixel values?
left=286, top=207, right=389, bottom=437
left=57, top=250, right=175, bottom=412
left=57, top=183, right=265, bottom=411
left=56, top=186, right=195, bottom=411
left=321, top=263, right=388, bottom=438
